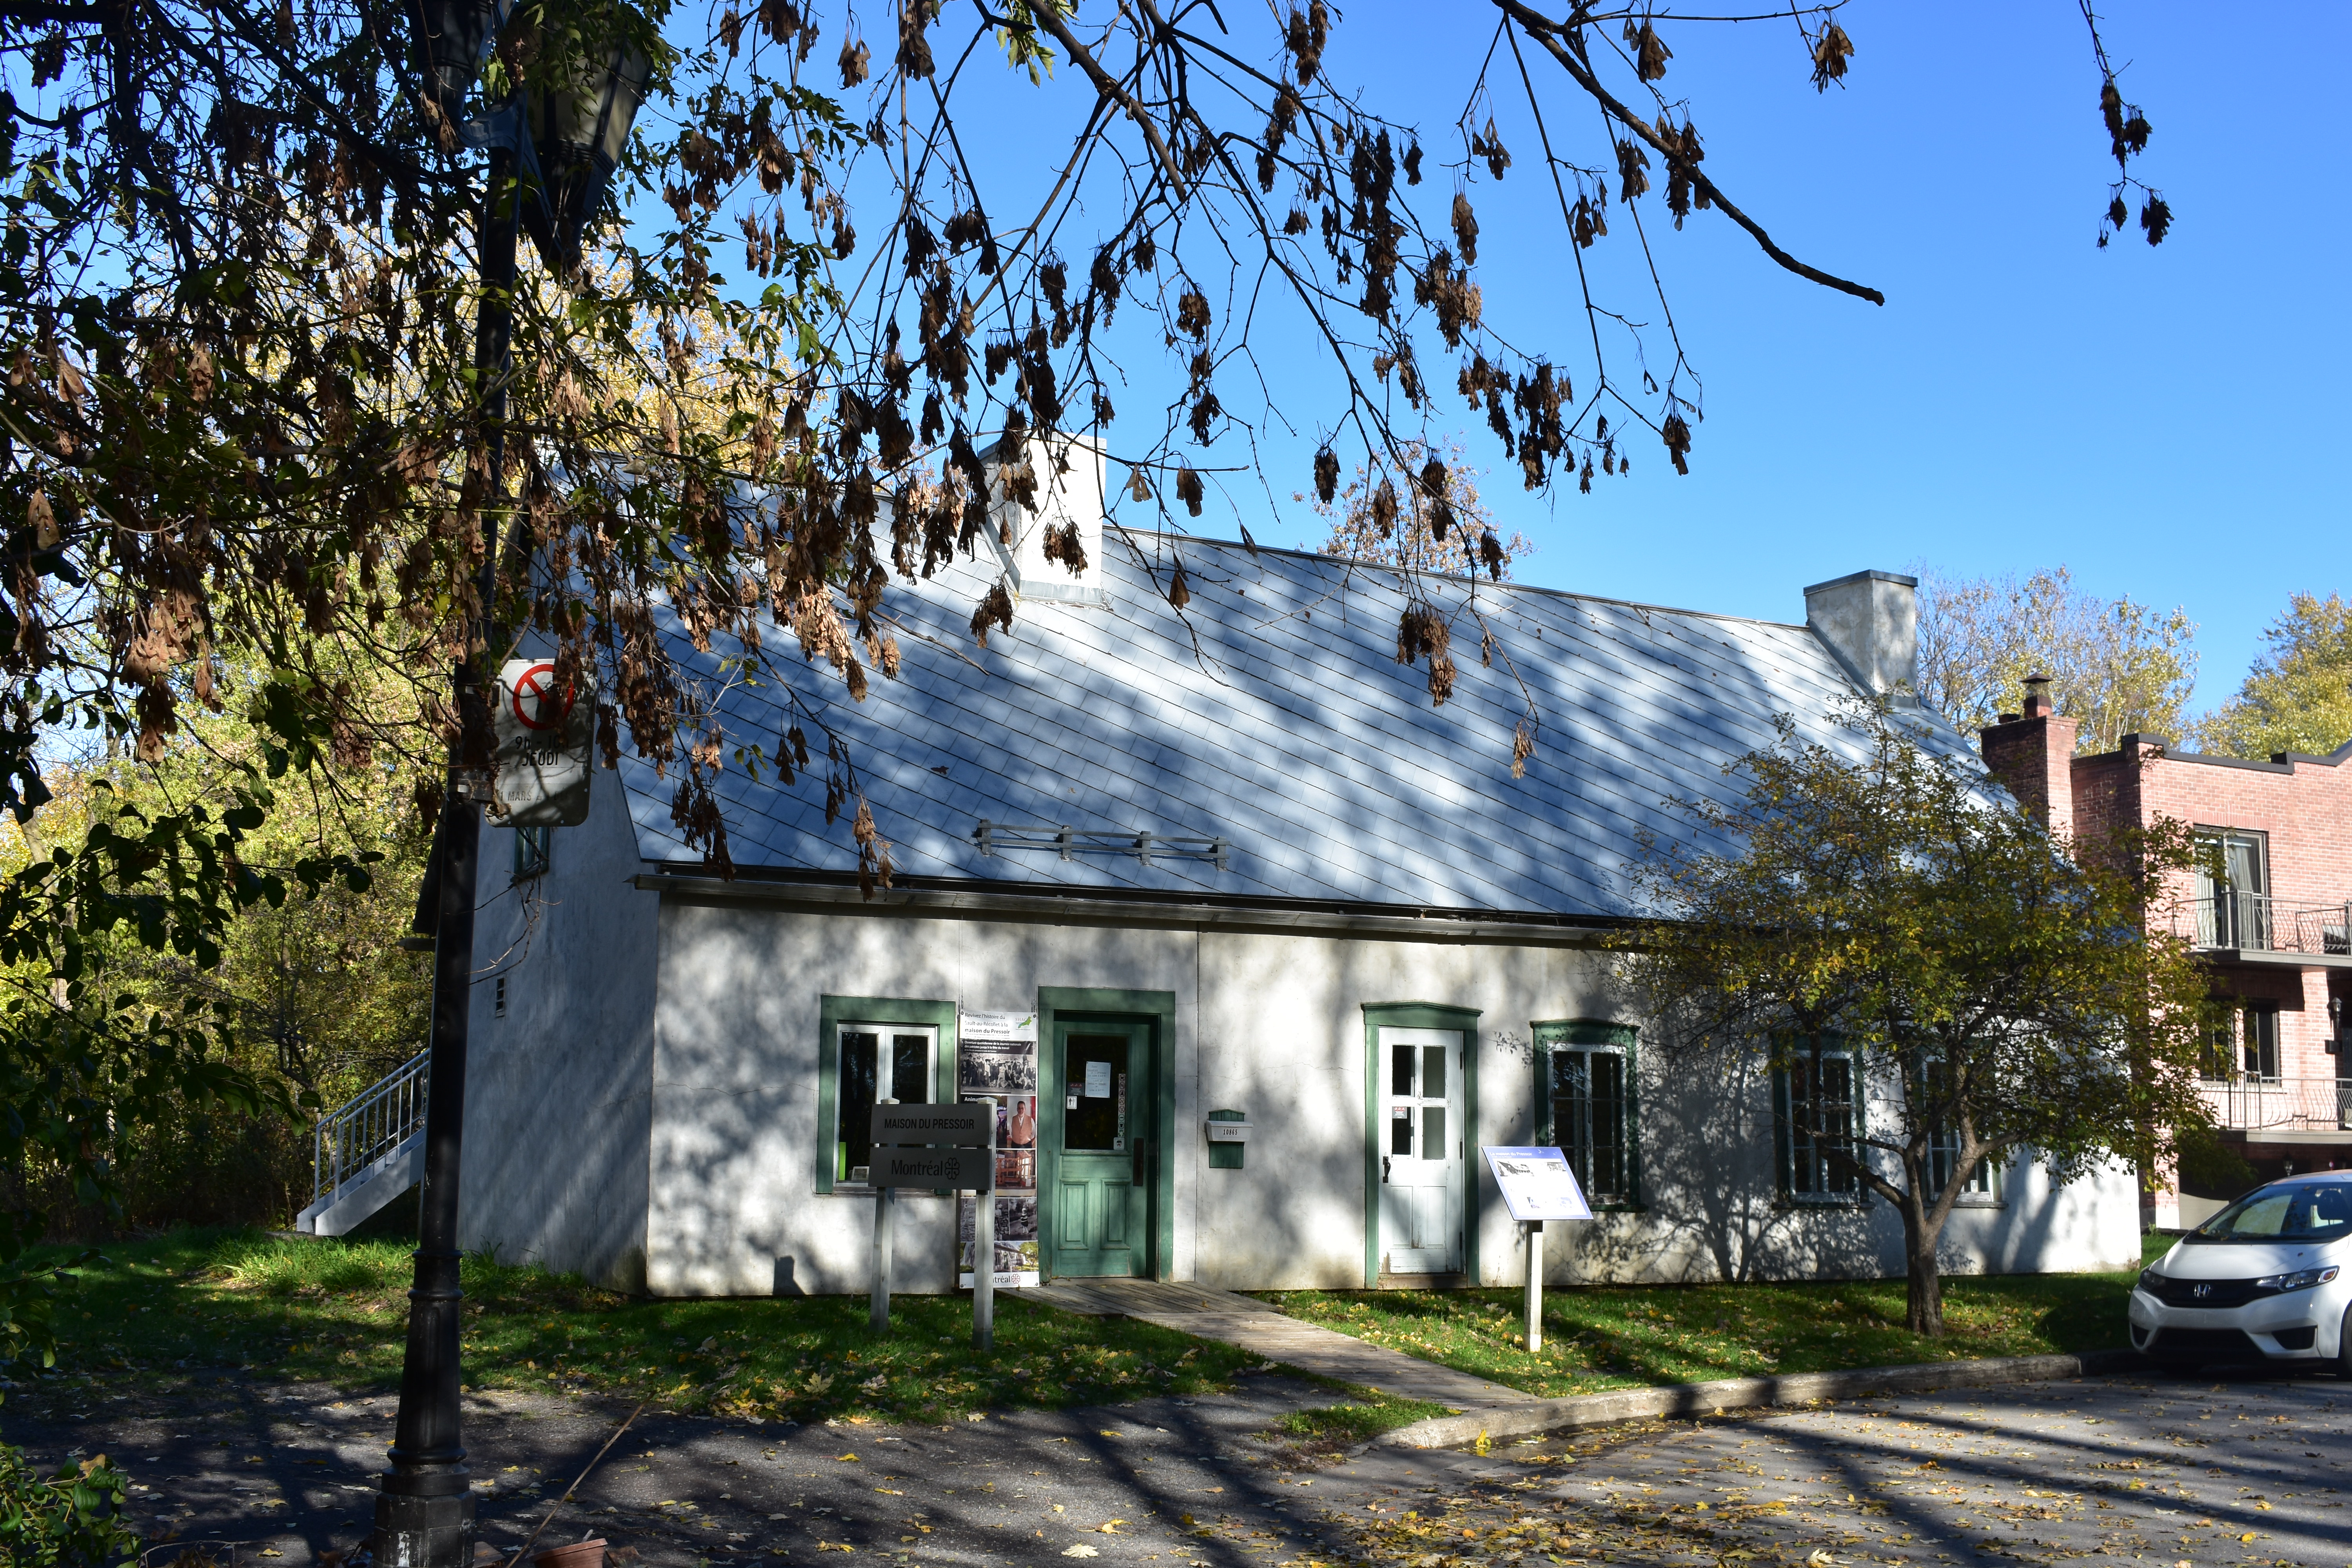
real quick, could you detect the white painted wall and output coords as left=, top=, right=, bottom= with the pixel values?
left=457, top=768, right=660, bottom=1289
left=601, top=897, right=2140, bottom=1297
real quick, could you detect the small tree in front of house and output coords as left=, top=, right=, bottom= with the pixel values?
left=1619, top=704, right=2212, bottom=1336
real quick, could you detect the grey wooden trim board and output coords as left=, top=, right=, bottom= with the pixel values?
left=1009, top=1279, right=1536, bottom=1409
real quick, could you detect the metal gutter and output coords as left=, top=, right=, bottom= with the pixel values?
left=626, top=867, right=1627, bottom=947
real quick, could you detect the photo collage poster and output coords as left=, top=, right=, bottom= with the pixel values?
left=957, top=1009, right=1041, bottom=1287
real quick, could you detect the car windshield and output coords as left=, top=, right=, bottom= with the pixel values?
left=2187, top=1181, right=2352, bottom=1243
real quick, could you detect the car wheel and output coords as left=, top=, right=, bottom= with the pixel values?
left=2339, top=1305, right=2352, bottom=1381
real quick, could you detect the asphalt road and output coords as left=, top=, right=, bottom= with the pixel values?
left=9, top=1363, right=2346, bottom=1566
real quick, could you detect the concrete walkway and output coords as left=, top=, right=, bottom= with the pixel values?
left=1013, top=1278, right=1536, bottom=1408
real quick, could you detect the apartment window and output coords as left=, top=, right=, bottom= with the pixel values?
left=831, top=1022, right=938, bottom=1187
left=2241, top=1003, right=2281, bottom=1081
left=2193, top=829, right=2269, bottom=949
left=1534, top=1021, right=1638, bottom=1206
left=2202, top=1000, right=2280, bottom=1081
left=1774, top=1044, right=1861, bottom=1201
left=513, top=824, right=552, bottom=881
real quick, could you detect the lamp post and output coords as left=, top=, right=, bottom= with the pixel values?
left=372, top=6, right=645, bottom=1566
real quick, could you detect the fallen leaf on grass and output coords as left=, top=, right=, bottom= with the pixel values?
left=1063, top=1548, right=1100, bottom=1559
left=1099, top=1521, right=1127, bottom=1534
left=837, top=1454, right=858, bottom=1462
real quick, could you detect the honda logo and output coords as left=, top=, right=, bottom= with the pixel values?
left=2191, top=1283, right=2212, bottom=1299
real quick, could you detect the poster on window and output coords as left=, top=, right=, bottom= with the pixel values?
left=958, top=1009, right=1041, bottom=1287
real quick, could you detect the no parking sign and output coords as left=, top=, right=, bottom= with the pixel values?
left=490, top=658, right=594, bottom=826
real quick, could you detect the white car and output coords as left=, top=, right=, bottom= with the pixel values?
left=2130, top=1172, right=2352, bottom=1375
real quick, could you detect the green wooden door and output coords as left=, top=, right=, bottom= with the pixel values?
left=1050, top=1019, right=1152, bottom=1277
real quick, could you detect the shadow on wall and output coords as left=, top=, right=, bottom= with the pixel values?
left=1548, top=1049, right=1888, bottom=1286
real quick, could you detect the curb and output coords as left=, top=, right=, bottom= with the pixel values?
left=1370, top=1348, right=2148, bottom=1450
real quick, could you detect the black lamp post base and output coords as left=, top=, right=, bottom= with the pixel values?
left=370, top=1482, right=477, bottom=1568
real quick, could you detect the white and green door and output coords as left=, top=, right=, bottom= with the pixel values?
left=1379, top=1026, right=1463, bottom=1274
left=1051, top=1017, right=1153, bottom=1277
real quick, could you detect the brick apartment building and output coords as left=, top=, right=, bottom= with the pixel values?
left=1983, top=679, right=2352, bottom=1226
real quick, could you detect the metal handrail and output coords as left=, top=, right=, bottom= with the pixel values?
left=2196, top=1074, right=2352, bottom=1133
left=312, top=1050, right=431, bottom=1210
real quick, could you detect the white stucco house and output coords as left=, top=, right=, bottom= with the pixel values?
left=454, top=451, right=2139, bottom=1297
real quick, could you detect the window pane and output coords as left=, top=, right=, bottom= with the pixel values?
left=1391, top=1106, right=1413, bottom=1156
left=1422, top=1105, right=1446, bottom=1160
left=839, top=1031, right=880, bottom=1180
left=1065, top=1034, right=1127, bottom=1151
left=1422, top=1045, right=1447, bottom=1100
left=1392, top=1044, right=1415, bottom=1097
left=1589, top=1051, right=1625, bottom=1198
left=2246, top=1006, right=2280, bottom=1080
left=889, top=1033, right=930, bottom=1102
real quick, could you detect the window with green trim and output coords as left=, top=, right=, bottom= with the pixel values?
left=833, top=1022, right=937, bottom=1187
left=1534, top=1021, right=1637, bottom=1206
left=1773, top=1043, right=1860, bottom=1201
left=1915, top=1057, right=2000, bottom=1203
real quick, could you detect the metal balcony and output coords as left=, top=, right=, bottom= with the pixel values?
left=2173, top=893, right=2352, bottom=956
left=2197, top=1074, right=2352, bottom=1134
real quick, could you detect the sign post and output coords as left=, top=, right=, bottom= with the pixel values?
left=867, top=1104, right=996, bottom=1345
left=1482, top=1147, right=1593, bottom=1354
left=974, top=1118, right=995, bottom=1352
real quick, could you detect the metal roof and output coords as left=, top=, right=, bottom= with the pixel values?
left=618, top=532, right=1982, bottom=918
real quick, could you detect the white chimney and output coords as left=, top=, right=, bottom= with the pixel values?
left=985, top=433, right=1107, bottom=607
left=1804, top=569, right=1918, bottom=705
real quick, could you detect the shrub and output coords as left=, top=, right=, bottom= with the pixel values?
left=0, top=1445, right=136, bottom=1568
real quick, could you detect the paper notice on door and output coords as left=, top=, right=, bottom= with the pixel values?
left=1083, top=1060, right=1112, bottom=1098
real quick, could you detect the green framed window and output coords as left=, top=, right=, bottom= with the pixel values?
left=1773, top=1042, right=1862, bottom=1201
left=1915, top=1058, right=2000, bottom=1203
left=814, top=996, right=958, bottom=1194
left=1532, top=1021, right=1639, bottom=1207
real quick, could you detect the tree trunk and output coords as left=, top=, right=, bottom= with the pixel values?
left=1904, top=1213, right=1945, bottom=1336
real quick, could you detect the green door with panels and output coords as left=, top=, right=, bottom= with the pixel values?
left=1050, top=1017, right=1153, bottom=1277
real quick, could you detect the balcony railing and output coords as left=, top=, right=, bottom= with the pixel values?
left=2198, top=1074, right=2352, bottom=1134
left=2172, top=893, right=2352, bottom=956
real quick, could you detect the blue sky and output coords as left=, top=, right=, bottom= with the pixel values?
left=672, top=2, right=2347, bottom=714
left=1240, top=1, right=2350, bottom=712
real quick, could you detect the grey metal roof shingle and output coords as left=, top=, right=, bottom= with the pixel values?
left=619, top=534, right=1979, bottom=917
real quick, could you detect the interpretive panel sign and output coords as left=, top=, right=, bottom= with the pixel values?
left=958, top=1009, right=1041, bottom=1287
left=1481, top=1146, right=1595, bottom=1223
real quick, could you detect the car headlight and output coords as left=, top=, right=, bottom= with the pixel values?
left=2138, top=1267, right=2166, bottom=1292
left=2252, top=1266, right=2341, bottom=1294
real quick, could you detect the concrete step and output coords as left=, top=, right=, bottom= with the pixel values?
left=294, top=1134, right=423, bottom=1237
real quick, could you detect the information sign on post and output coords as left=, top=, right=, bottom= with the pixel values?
left=866, top=1103, right=996, bottom=1348
left=491, top=658, right=594, bottom=827
left=1482, top=1147, right=1592, bottom=1353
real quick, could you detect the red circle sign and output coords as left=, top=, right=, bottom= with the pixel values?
left=509, top=662, right=572, bottom=732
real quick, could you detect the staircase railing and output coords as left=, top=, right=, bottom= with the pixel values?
left=313, top=1050, right=430, bottom=1213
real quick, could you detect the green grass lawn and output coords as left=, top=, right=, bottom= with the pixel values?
left=24, top=1229, right=2166, bottom=1435
left=1256, top=1245, right=2154, bottom=1403
left=25, top=1229, right=1268, bottom=1425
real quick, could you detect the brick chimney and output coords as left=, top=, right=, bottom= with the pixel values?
left=1980, top=673, right=2079, bottom=839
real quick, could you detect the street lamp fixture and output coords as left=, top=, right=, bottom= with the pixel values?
left=412, top=0, right=498, bottom=119
left=526, top=27, right=653, bottom=275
